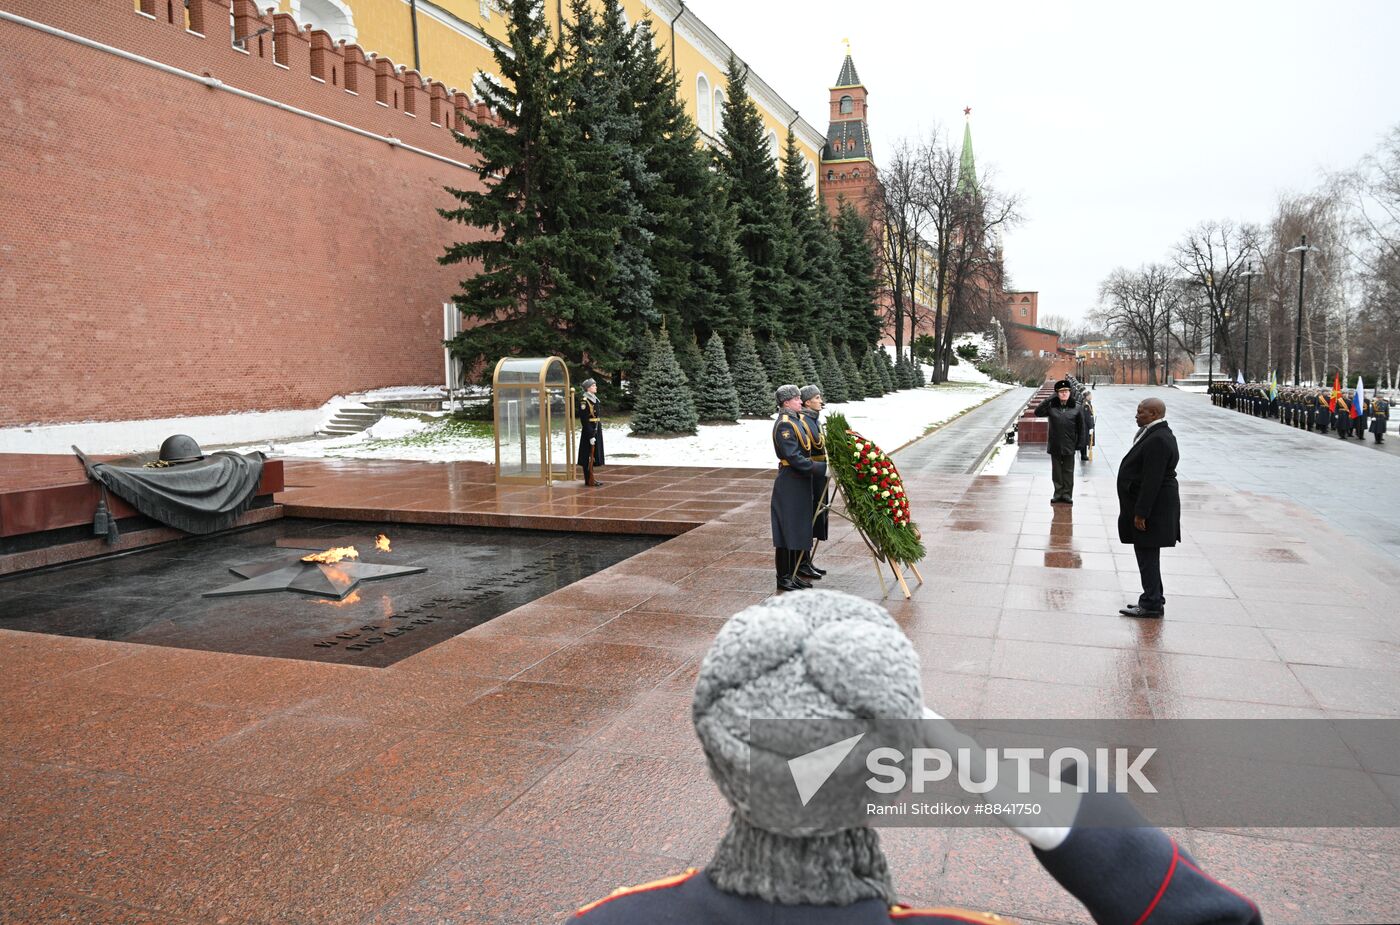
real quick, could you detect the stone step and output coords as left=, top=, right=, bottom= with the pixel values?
left=317, top=406, right=383, bottom=437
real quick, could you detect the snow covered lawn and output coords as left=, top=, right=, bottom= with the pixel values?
left=248, top=370, right=1010, bottom=468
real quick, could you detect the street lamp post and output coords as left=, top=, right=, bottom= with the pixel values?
left=1288, top=235, right=1318, bottom=386
left=1240, top=261, right=1260, bottom=381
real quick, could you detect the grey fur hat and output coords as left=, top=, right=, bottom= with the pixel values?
left=693, top=590, right=924, bottom=905
left=774, top=384, right=800, bottom=405
left=799, top=384, right=822, bottom=402
left=580, top=378, right=597, bottom=390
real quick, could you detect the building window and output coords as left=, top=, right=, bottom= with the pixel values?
left=295, top=0, right=356, bottom=44
left=714, top=88, right=726, bottom=133
left=839, top=94, right=853, bottom=114
left=1021, top=307, right=1027, bottom=317
left=852, top=168, right=860, bottom=179
left=696, top=73, right=712, bottom=135
left=766, top=130, right=779, bottom=163
left=826, top=169, right=834, bottom=181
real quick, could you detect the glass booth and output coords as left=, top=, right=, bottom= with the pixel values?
left=492, top=357, right=576, bottom=484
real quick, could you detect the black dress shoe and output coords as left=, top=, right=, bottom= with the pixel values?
left=792, top=574, right=813, bottom=589
left=797, top=564, right=822, bottom=580
left=777, top=577, right=803, bottom=592
left=1119, top=605, right=1164, bottom=618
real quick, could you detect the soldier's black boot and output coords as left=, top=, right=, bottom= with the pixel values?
left=804, top=546, right=827, bottom=577
left=796, top=549, right=822, bottom=581
left=776, top=550, right=802, bottom=592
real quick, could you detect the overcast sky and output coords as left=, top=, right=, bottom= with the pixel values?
left=688, top=0, right=1400, bottom=328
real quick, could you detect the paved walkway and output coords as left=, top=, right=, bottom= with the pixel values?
left=3, top=426, right=1399, bottom=923
left=1025, top=386, right=1400, bottom=560
left=894, top=386, right=1033, bottom=475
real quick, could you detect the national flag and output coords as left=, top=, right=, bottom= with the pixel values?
left=1351, top=376, right=1365, bottom=419
left=1267, top=372, right=1278, bottom=401
left=1328, top=373, right=1341, bottom=413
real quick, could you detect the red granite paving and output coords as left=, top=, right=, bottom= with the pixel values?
left=3, top=459, right=1400, bottom=923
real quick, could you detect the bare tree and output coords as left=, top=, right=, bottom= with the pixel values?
left=905, top=127, right=1019, bottom=381
left=1171, top=220, right=1264, bottom=377
left=1092, top=264, right=1182, bottom=384
left=868, top=142, right=923, bottom=360
left=1340, top=124, right=1400, bottom=386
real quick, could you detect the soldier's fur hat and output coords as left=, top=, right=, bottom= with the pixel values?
left=774, top=384, right=801, bottom=405
left=799, top=384, right=822, bottom=402
left=580, top=378, right=596, bottom=390
left=692, top=590, right=923, bottom=905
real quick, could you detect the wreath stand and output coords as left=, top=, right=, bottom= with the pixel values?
left=815, top=478, right=924, bottom=600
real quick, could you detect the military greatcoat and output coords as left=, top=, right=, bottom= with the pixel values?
left=800, top=408, right=830, bottom=543
left=771, top=411, right=824, bottom=550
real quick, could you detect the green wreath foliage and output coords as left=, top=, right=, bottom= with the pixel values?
left=824, top=413, right=926, bottom=565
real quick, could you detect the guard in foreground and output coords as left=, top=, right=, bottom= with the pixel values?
left=572, top=590, right=1259, bottom=924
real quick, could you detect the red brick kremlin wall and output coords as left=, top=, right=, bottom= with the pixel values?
left=0, top=1, right=495, bottom=427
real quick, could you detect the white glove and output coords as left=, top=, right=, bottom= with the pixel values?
left=920, top=706, right=1077, bottom=850
left=590, top=437, right=596, bottom=446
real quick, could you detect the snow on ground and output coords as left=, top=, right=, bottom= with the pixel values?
left=238, top=375, right=1011, bottom=468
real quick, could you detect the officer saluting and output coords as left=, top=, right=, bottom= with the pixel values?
left=771, top=384, right=824, bottom=592
left=798, top=385, right=828, bottom=582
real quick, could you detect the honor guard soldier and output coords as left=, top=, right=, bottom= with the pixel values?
left=799, top=385, right=828, bottom=581
left=770, top=385, right=824, bottom=592
left=1372, top=394, right=1390, bottom=443
left=1317, top=390, right=1332, bottom=434
left=573, top=590, right=1261, bottom=925
left=578, top=378, right=605, bottom=487
left=1337, top=397, right=1354, bottom=439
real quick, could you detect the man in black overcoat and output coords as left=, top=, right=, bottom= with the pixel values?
left=1118, top=397, right=1180, bottom=619
left=1034, top=379, right=1083, bottom=504
left=578, top=378, right=605, bottom=487
left=771, top=385, right=824, bottom=592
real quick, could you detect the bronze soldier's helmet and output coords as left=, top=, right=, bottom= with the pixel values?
left=158, top=434, right=205, bottom=463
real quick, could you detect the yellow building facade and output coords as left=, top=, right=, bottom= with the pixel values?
left=276, top=0, right=825, bottom=182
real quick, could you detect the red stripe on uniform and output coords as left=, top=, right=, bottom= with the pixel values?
left=1178, top=854, right=1259, bottom=915
left=1131, top=839, right=1180, bottom=925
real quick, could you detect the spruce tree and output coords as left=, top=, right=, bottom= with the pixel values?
left=628, top=19, right=752, bottom=346
left=819, top=342, right=848, bottom=403
left=674, top=329, right=705, bottom=387
left=897, top=354, right=917, bottom=390
left=631, top=326, right=699, bottom=435
left=834, top=197, right=881, bottom=348
left=861, top=349, right=885, bottom=397
left=441, top=0, right=570, bottom=372
left=696, top=333, right=741, bottom=423
left=730, top=330, right=773, bottom=417
left=775, top=341, right=805, bottom=388
left=625, top=326, right=657, bottom=406
left=760, top=338, right=784, bottom=385
left=878, top=349, right=897, bottom=392
left=717, top=58, right=793, bottom=339
left=782, top=130, right=842, bottom=329
left=837, top=342, right=865, bottom=401
left=795, top=342, right=822, bottom=391
left=573, top=0, right=658, bottom=336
